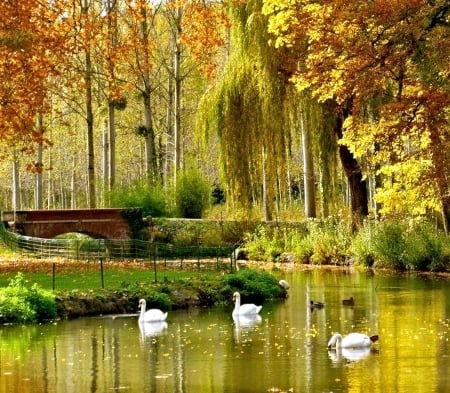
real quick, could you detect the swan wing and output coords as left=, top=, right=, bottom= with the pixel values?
left=142, top=309, right=168, bottom=322
left=341, top=333, right=372, bottom=348
left=235, top=304, right=262, bottom=315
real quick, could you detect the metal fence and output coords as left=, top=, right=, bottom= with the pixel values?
left=0, top=222, right=238, bottom=271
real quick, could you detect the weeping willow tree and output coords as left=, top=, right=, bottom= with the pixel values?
left=196, top=0, right=293, bottom=220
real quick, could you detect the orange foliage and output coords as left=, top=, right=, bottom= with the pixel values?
left=265, top=0, right=450, bottom=219
left=0, top=0, right=69, bottom=147
left=181, top=0, right=230, bottom=79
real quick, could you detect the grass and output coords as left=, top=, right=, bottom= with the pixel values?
left=0, top=240, right=229, bottom=292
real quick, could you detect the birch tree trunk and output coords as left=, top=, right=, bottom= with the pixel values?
left=82, top=0, right=96, bottom=208
left=301, top=110, right=316, bottom=218
left=35, top=113, right=44, bottom=210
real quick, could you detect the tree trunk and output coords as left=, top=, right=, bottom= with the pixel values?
left=82, top=0, right=96, bottom=208
left=139, top=5, right=156, bottom=186
left=35, top=113, right=43, bottom=210
left=164, top=68, right=174, bottom=189
left=262, top=145, right=272, bottom=221
left=301, top=110, right=316, bottom=218
left=12, top=151, right=20, bottom=212
left=173, top=7, right=183, bottom=185
left=333, top=102, right=368, bottom=224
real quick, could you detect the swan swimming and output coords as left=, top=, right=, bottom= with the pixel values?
left=232, top=292, right=262, bottom=316
left=138, top=298, right=168, bottom=322
left=278, top=279, right=290, bottom=289
left=327, top=332, right=379, bottom=349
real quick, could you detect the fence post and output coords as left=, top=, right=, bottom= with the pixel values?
left=100, top=258, right=104, bottom=289
left=52, top=263, right=56, bottom=291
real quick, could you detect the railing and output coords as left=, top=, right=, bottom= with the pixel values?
left=0, top=222, right=238, bottom=271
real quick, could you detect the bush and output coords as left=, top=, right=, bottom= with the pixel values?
left=403, top=222, right=449, bottom=271
left=243, top=225, right=284, bottom=262
left=221, top=269, right=286, bottom=303
left=107, top=181, right=169, bottom=217
left=175, top=169, right=211, bottom=218
left=370, top=220, right=407, bottom=269
left=0, top=273, right=57, bottom=324
left=350, top=221, right=376, bottom=267
left=304, top=218, right=353, bottom=265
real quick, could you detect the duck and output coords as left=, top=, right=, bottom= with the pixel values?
left=232, top=292, right=262, bottom=316
left=310, top=300, right=325, bottom=309
left=342, top=297, right=354, bottom=306
left=138, top=298, right=168, bottom=322
left=327, top=332, right=379, bottom=349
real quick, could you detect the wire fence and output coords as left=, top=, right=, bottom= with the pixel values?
left=0, top=222, right=238, bottom=273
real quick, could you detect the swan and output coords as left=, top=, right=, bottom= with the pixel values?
left=278, top=279, right=290, bottom=289
left=342, top=297, right=354, bottom=306
left=232, top=292, right=262, bottom=316
left=138, top=298, right=168, bottom=322
left=310, top=300, right=325, bottom=309
left=327, top=332, right=379, bottom=349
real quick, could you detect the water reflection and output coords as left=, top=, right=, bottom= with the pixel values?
left=328, top=347, right=375, bottom=364
left=0, top=269, right=449, bottom=393
left=232, top=314, right=262, bottom=343
left=139, top=320, right=168, bottom=339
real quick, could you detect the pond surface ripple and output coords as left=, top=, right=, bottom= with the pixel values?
left=1, top=268, right=449, bottom=393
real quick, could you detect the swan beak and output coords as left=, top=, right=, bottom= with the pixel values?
left=370, top=335, right=379, bottom=343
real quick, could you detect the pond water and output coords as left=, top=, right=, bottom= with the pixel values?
left=1, top=268, right=449, bottom=393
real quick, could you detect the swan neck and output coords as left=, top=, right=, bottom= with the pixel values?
left=335, top=334, right=342, bottom=348
left=233, top=295, right=241, bottom=314
left=139, top=301, right=146, bottom=320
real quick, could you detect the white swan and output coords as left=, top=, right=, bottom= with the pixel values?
left=327, top=332, right=379, bottom=349
left=278, top=279, right=290, bottom=289
left=138, top=298, right=168, bottom=322
left=232, top=292, right=262, bottom=316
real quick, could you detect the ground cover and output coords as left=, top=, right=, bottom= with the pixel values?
left=0, top=245, right=287, bottom=323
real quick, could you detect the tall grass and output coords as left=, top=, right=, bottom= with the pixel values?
left=242, top=218, right=450, bottom=272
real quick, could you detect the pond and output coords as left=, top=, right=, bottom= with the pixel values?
left=1, top=267, right=449, bottom=393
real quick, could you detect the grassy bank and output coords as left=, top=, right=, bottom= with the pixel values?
left=0, top=256, right=287, bottom=324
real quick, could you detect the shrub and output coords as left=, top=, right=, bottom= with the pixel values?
left=221, top=269, right=285, bottom=303
left=0, top=273, right=57, bottom=324
left=175, top=169, right=210, bottom=218
left=369, top=220, right=407, bottom=269
left=243, top=225, right=284, bottom=262
left=305, top=218, right=353, bottom=265
left=350, top=221, right=376, bottom=267
left=403, top=222, right=449, bottom=271
left=107, top=181, right=169, bottom=217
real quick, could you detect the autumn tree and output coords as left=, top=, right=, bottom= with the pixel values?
left=0, top=0, right=69, bottom=209
left=264, top=0, right=450, bottom=229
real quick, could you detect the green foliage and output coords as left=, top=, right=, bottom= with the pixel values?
left=175, top=169, right=211, bottom=218
left=143, top=290, right=172, bottom=311
left=243, top=225, right=284, bottom=262
left=107, top=182, right=169, bottom=217
left=0, top=273, right=57, bottom=324
left=221, top=268, right=285, bottom=303
left=306, top=218, right=353, bottom=265
left=403, top=222, right=450, bottom=272
left=369, top=220, right=408, bottom=269
left=350, top=221, right=376, bottom=267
